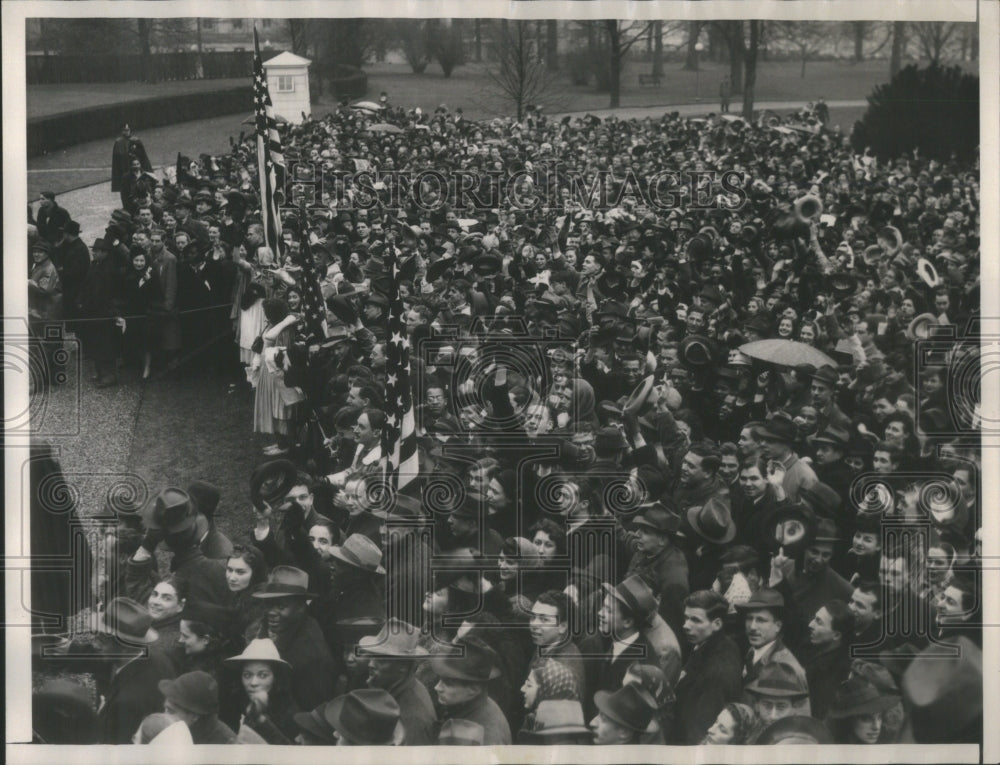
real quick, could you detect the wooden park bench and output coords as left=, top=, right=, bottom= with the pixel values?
left=638, top=73, right=661, bottom=87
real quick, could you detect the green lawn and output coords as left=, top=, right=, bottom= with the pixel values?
left=26, top=78, right=248, bottom=119
left=320, top=57, right=975, bottom=119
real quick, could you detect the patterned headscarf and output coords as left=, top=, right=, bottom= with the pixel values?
left=533, top=659, right=581, bottom=703
left=723, top=702, right=763, bottom=744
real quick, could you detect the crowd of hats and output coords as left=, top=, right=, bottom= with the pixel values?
left=28, top=93, right=983, bottom=749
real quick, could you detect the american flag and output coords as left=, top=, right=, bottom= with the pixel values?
left=253, top=27, right=284, bottom=257
left=383, top=246, right=418, bottom=493
left=296, top=207, right=329, bottom=344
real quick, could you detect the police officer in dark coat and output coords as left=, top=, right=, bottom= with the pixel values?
left=111, top=123, right=151, bottom=194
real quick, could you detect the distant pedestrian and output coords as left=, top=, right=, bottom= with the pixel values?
left=720, top=77, right=732, bottom=113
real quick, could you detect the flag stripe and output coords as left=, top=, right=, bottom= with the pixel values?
left=253, top=28, right=284, bottom=257
left=383, top=246, right=418, bottom=493
left=297, top=213, right=329, bottom=345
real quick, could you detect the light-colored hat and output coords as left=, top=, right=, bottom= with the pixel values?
left=223, top=638, right=290, bottom=668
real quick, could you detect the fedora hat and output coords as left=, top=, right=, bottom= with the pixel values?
left=224, top=638, right=290, bottom=668
left=622, top=375, right=656, bottom=417
left=249, top=459, right=298, bottom=510
left=602, top=575, right=658, bottom=622
left=679, top=334, right=717, bottom=368
left=293, top=701, right=338, bottom=743
left=425, top=257, right=455, bottom=282
left=251, top=565, right=316, bottom=599
left=758, top=501, right=817, bottom=553
left=631, top=504, right=681, bottom=536
left=32, top=679, right=99, bottom=744
left=756, top=415, right=798, bottom=444
left=431, top=636, right=502, bottom=682
left=827, top=677, right=900, bottom=719
left=438, top=718, right=485, bottom=745
left=736, top=587, right=785, bottom=612
left=745, top=661, right=810, bottom=698
left=180, top=600, right=237, bottom=633
left=158, top=670, right=219, bottom=716
left=756, top=715, right=832, bottom=744
left=330, top=534, right=386, bottom=575
left=906, top=312, right=940, bottom=341
left=810, top=426, right=849, bottom=448
left=357, top=618, right=428, bottom=657
left=101, top=597, right=158, bottom=644
left=915, top=257, right=941, bottom=288
left=811, top=365, right=838, bottom=388
left=519, top=700, right=592, bottom=743
left=813, top=517, right=841, bottom=543
left=593, top=685, right=654, bottom=733
left=685, top=497, right=737, bottom=545
left=326, top=295, right=359, bottom=326
left=145, top=487, right=195, bottom=533
left=798, top=482, right=841, bottom=520
left=594, top=425, right=629, bottom=452
left=186, top=479, right=220, bottom=521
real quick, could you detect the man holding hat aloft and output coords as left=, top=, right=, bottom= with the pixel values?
left=128, top=487, right=229, bottom=606
left=431, top=635, right=511, bottom=745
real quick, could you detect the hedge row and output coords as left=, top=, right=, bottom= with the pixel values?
left=27, top=86, right=253, bottom=157
left=327, top=64, right=368, bottom=100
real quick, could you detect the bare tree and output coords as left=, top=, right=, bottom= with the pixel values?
left=743, top=20, right=761, bottom=120
left=912, top=22, right=960, bottom=64
left=546, top=20, right=559, bottom=70
left=484, top=20, right=564, bottom=120
left=890, top=21, right=907, bottom=78
left=582, top=20, right=653, bottom=107
left=652, top=21, right=664, bottom=78
left=773, top=21, right=827, bottom=78
left=683, top=21, right=703, bottom=71
left=713, top=21, right=745, bottom=95
left=847, top=21, right=870, bottom=62
left=394, top=19, right=432, bottom=74
left=287, top=19, right=310, bottom=56
left=428, top=19, right=464, bottom=78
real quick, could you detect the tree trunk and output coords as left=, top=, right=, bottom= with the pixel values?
left=474, top=19, right=482, bottom=62
left=801, top=52, right=807, bottom=78
left=137, top=18, right=153, bottom=82
left=853, top=21, right=866, bottom=62
left=546, top=20, right=558, bottom=69
left=890, top=21, right=905, bottom=78
left=726, top=22, right=744, bottom=95
left=606, top=20, right=621, bottom=108
left=742, top=20, right=760, bottom=121
left=971, top=26, right=978, bottom=60
left=194, top=18, right=204, bottom=78
left=652, top=21, right=664, bottom=77
left=684, top=21, right=701, bottom=70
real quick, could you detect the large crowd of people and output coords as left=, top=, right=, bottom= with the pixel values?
left=29, top=91, right=983, bottom=748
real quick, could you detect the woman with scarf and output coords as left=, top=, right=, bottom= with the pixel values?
left=516, top=659, right=582, bottom=742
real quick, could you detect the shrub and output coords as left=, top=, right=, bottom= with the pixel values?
left=851, top=63, right=979, bottom=162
